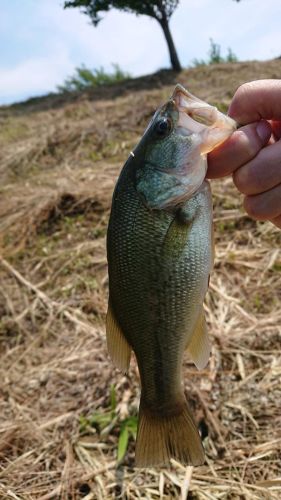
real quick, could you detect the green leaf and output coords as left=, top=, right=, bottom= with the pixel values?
left=79, top=415, right=89, bottom=432
left=89, top=411, right=112, bottom=429
left=117, top=425, right=129, bottom=462
left=123, top=416, right=138, bottom=438
left=110, top=384, right=117, bottom=412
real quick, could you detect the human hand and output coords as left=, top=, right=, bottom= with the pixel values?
left=207, top=80, right=281, bottom=228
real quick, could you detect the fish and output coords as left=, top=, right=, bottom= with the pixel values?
left=106, top=84, right=236, bottom=467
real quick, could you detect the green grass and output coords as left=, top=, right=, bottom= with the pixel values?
left=79, top=385, right=138, bottom=463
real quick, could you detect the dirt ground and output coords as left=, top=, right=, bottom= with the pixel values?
left=0, top=60, right=280, bottom=499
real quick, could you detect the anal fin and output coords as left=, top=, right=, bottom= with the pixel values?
left=187, top=308, right=211, bottom=370
left=106, top=302, right=131, bottom=373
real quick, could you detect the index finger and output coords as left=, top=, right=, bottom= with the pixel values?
left=229, top=80, right=281, bottom=124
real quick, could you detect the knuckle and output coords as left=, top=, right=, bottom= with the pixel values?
left=235, top=128, right=261, bottom=160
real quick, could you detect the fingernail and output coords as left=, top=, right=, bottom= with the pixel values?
left=256, top=120, right=271, bottom=142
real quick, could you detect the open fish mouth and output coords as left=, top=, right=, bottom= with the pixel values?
left=134, top=83, right=237, bottom=211
left=171, top=84, right=237, bottom=152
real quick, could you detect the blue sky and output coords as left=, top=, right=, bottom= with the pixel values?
left=0, top=0, right=281, bottom=105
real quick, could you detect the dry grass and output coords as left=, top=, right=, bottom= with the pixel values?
left=0, top=60, right=280, bottom=499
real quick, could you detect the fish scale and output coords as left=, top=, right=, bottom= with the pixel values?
left=106, top=84, right=236, bottom=466
left=108, top=164, right=212, bottom=407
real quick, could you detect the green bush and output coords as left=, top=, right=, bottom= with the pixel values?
left=58, top=63, right=131, bottom=92
left=226, top=47, right=238, bottom=63
left=192, top=38, right=238, bottom=67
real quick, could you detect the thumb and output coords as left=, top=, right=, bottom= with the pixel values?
left=207, top=120, right=272, bottom=179
left=229, top=80, right=281, bottom=124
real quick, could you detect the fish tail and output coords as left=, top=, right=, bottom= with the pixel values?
left=135, top=398, right=205, bottom=467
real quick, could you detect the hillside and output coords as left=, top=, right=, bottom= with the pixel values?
left=0, top=60, right=280, bottom=499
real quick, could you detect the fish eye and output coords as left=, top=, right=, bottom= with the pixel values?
left=154, top=117, right=172, bottom=137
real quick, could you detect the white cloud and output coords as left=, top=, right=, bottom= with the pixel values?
left=0, top=47, right=74, bottom=103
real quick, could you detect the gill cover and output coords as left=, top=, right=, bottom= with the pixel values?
left=135, top=84, right=236, bottom=210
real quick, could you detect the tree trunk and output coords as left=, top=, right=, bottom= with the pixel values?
left=158, top=16, right=182, bottom=71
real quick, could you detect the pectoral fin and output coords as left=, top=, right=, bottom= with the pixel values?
left=163, top=213, right=193, bottom=260
left=187, top=308, right=211, bottom=370
left=106, top=302, right=131, bottom=373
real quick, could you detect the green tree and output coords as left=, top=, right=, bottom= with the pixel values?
left=63, top=1, right=182, bottom=71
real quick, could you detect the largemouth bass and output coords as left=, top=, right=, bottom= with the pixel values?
left=106, top=84, right=236, bottom=467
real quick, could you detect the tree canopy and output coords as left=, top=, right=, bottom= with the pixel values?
left=64, top=1, right=182, bottom=71
left=64, top=1, right=179, bottom=26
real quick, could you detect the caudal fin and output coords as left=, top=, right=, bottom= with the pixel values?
left=135, top=400, right=205, bottom=467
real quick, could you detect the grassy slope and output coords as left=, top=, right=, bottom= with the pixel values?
left=0, top=60, right=280, bottom=499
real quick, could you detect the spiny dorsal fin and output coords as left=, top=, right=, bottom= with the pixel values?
left=187, top=308, right=211, bottom=370
left=106, top=302, right=131, bottom=373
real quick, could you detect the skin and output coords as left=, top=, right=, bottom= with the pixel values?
left=207, top=80, right=281, bottom=229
